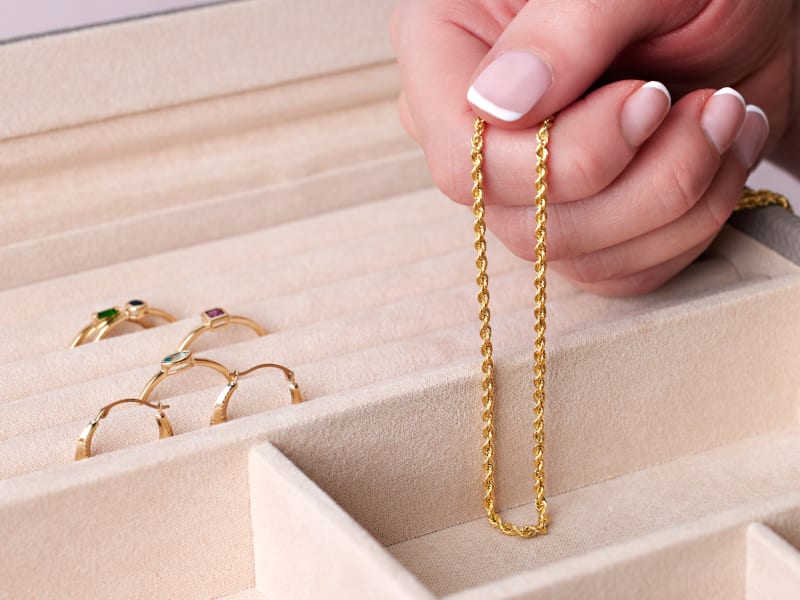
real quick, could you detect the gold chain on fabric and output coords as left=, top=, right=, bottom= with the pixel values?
left=736, top=188, right=793, bottom=213
left=471, top=116, right=552, bottom=537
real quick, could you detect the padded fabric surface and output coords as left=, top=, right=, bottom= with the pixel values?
left=2, top=181, right=800, bottom=598
left=2, top=19, right=800, bottom=593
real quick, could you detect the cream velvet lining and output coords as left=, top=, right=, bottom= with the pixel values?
left=1, top=186, right=799, bottom=597
left=1, top=6, right=799, bottom=592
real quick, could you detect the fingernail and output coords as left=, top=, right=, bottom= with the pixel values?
left=733, top=105, right=770, bottom=168
left=701, top=87, right=746, bottom=153
left=620, top=81, right=672, bottom=147
left=467, top=51, right=553, bottom=122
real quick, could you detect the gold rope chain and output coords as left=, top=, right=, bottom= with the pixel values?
left=471, top=116, right=552, bottom=537
left=471, top=116, right=793, bottom=539
left=736, top=188, right=793, bottom=212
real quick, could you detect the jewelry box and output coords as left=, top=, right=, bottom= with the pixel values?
left=1, top=1, right=799, bottom=598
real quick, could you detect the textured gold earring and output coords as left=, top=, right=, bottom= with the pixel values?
left=75, top=399, right=173, bottom=461
left=210, top=362, right=303, bottom=425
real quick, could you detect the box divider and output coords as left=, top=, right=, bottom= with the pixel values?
left=746, top=522, right=800, bottom=600
left=249, top=442, right=434, bottom=599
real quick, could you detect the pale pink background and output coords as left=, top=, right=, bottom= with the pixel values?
left=0, top=0, right=224, bottom=41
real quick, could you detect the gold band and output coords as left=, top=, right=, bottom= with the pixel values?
left=75, top=398, right=173, bottom=461
left=139, top=350, right=232, bottom=403
left=210, top=363, right=304, bottom=425
left=177, top=307, right=266, bottom=351
left=70, top=300, right=176, bottom=348
left=76, top=354, right=303, bottom=459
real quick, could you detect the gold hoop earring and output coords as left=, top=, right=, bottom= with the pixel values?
left=75, top=399, right=173, bottom=461
left=210, top=363, right=303, bottom=425
left=139, top=350, right=233, bottom=403
left=176, top=307, right=266, bottom=351
left=70, top=300, right=176, bottom=348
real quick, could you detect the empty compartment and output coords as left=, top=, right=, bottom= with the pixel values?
left=250, top=431, right=800, bottom=598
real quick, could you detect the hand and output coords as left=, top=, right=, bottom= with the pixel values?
left=391, top=0, right=797, bottom=295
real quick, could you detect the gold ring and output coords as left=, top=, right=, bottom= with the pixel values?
left=139, top=350, right=232, bottom=403
left=75, top=398, right=173, bottom=461
left=176, top=307, right=266, bottom=351
left=210, top=363, right=304, bottom=425
left=70, top=299, right=176, bottom=348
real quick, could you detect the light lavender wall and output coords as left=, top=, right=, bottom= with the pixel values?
left=750, top=162, right=800, bottom=207
left=0, top=0, right=224, bottom=42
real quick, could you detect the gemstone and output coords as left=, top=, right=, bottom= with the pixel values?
left=128, top=299, right=145, bottom=307
left=204, top=308, right=226, bottom=319
left=162, top=350, right=190, bottom=365
left=96, top=307, right=119, bottom=320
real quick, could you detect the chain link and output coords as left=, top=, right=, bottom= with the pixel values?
left=736, top=188, right=793, bottom=213
left=471, top=116, right=552, bottom=537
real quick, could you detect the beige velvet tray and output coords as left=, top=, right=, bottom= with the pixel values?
left=1, top=1, right=799, bottom=598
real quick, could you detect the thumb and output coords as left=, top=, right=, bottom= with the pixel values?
left=466, top=0, right=702, bottom=128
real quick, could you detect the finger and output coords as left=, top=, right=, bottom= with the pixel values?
left=486, top=88, right=748, bottom=261
left=466, top=0, right=705, bottom=127
left=392, top=3, right=671, bottom=207
left=397, top=91, right=420, bottom=143
left=392, top=0, right=492, bottom=151
left=575, top=236, right=717, bottom=297
left=483, top=81, right=672, bottom=206
left=422, top=79, right=670, bottom=207
left=732, top=105, right=771, bottom=169
left=553, top=148, right=750, bottom=284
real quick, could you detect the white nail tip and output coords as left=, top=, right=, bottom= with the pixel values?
left=467, top=86, right=524, bottom=122
left=642, top=81, right=671, bottom=105
left=746, top=104, right=770, bottom=128
left=713, top=87, right=746, bottom=107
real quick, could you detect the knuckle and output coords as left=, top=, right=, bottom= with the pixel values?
left=658, top=161, right=706, bottom=222
left=701, top=192, right=736, bottom=233
left=619, top=277, right=662, bottom=296
left=560, top=142, right=610, bottom=199
left=546, top=203, right=580, bottom=260
left=426, top=132, right=472, bottom=206
left=580, top=271, right=667, bottom=297
left=556, top=249, right=623, bottom=285
left=492, top=208, right=536, bottom=261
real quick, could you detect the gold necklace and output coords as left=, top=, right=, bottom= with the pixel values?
left=471, top=116, right=553, bottom=537
left=470, top=114, right=792, bottom=538
left=736, top=188, right=793, bottom=212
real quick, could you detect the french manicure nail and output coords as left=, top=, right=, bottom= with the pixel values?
left=467, top=51, right=553, bottom=122
left=733, top=105, right=770, bottom=168
left=620, top=81, right=672, bottom=147
left=701, top=87, right=746, bottom=154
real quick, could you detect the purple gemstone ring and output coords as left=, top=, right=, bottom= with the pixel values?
left=176, top=307, right=266, bottom=351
